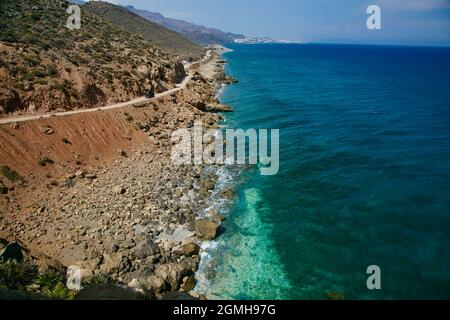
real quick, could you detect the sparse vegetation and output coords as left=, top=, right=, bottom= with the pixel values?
left=0, top=186, right=8, bottom=195
left=38, top=157, right=54, bottom=167
left=0, top=261, right=38, bottom=290
left=0, top=0, right=195, bottom=115
left=85, top=274, right=112, bottom=286
left=124, top=112, right=134, bottom=122
left=0, top=165, right=23, bottom=183
left=0, top=261, right=75, bottom=300
left=62, top=138, right=72, bottom=145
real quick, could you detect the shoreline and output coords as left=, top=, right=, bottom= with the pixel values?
left=0, top=45, right=237, bottom=299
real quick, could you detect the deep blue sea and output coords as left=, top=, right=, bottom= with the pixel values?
left=195, top=44, right=450, bottom=299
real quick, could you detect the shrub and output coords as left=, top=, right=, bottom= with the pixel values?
left=43, top=283, right=74, bottom=300
left=47, top=65, right=57, bottom=76
left=38, top=157, right=54, bottom=167
left=0, top=261, right=38, bottom=290
left=124, top=113, right=133, bottom=122
left=62, top=138, right=72, bottom=145
left=34, top=272, right=63, bottom=291
left=34, top=272, right=74, bottom=300
left=0, top=165, right=23, bottom=183
left=0, top=186, right=8, bottom=194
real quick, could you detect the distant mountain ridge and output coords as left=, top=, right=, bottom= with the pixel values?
left=124, top=5, right=245, bottom=45
left=85, top=1, right=204, bottom=60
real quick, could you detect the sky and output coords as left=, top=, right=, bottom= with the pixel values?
left=97, top=0, right=450, bottom=46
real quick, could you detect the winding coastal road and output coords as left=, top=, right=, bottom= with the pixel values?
left=0, top=50, right=212, bottom=125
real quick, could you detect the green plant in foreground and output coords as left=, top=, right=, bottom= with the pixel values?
left=42, top=283, right=75, bottom=300
left=0, top=261, right=38, bottom=290
left=33, top=272, right=63, bottom=291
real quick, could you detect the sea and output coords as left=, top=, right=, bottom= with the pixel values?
left=194, top=43, right=450, bottom=300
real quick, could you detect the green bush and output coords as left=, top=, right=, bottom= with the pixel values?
left=43, top=283, right=74, bottom=300
left=0, top=261, right=38, bottom=290
left=33, top=272, right=75, bottom=300
left=34, top=272, right=63, bottom=290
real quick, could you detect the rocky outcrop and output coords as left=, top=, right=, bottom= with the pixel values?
left=195, top=219, right=221, bottom=240
left=0, top=88, right=22, bottom=115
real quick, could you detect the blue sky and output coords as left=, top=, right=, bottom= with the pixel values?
left=99, top=0, right=450, bottom=46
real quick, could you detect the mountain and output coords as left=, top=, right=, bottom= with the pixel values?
left=85, top=2, right=204, bottom=60
left=68, top=0, right=84, bottom=5
left=0, top=0, right=187, bottom=116
left=125, top=5, right=245, bottom=45
left=234, top=37, right=297, bottom=44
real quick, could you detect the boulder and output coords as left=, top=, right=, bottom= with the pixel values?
left=144, top=275, right=167, bottom=293
left=207, top=103, right=233, bottom=113
left=200, top=178, right=216, bottom=192
left=155, top=261, right=195, bottom=291
left=99, top=252, right=131, bottom=275
left=133, top=238, right=160, bottom=259
left=195, top=219, right=220, bottom=240
left=0, top=88, right=22, bottom=114
left=173, top=242, right=199, bottom=257
left=181, top=275, right=197, bottom=292
left=113, top=186, right=126, bottom=195
left=40, top=126, right=54, bottom=135
left=220, top=187, right=235, bottom=199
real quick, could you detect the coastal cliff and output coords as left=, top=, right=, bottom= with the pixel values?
left=0, top=46, right=235, bottom=299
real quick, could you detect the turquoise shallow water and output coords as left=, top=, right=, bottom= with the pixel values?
left=196, top=44, right=450, bottom=299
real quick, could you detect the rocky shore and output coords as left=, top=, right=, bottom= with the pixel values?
left=0, top=46, right=235, bottom=299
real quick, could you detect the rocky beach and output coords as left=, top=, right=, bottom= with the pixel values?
left=0, top=45, right=237, bottom=299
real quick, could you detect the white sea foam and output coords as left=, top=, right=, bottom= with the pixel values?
left=194, top=187, right=292, bottom=299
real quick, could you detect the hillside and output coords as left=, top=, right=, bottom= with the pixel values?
left=85, top=2, right=204, bottom=60
left=0, top=0, right=188, bottom=116
left=125, top=6, right=245, bottom=45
